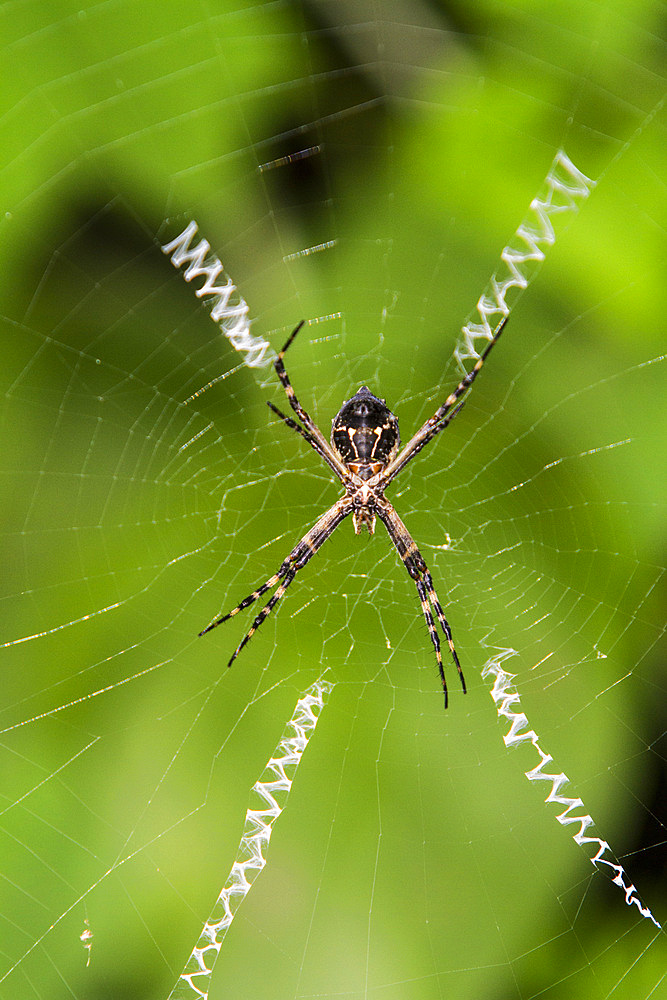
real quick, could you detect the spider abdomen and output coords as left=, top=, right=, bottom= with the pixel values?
left=331, top=386, right=400, bottom=477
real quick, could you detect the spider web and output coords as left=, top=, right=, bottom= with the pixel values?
left=1, top=2, right=665, bottom=998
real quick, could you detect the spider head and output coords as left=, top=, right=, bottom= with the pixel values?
left=331, top=386, right=400, bottom=479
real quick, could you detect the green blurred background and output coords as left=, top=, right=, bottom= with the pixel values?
left=1, top=1, right=664, bottom=998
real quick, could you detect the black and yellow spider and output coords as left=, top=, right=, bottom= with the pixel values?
left=200, top=315, right=508, bottom=706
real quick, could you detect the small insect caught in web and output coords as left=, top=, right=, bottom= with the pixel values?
left=80, top=918, right=93, bottom=967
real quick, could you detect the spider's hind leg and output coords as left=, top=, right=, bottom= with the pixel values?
left=199, top=497, right=353, bottom=664
left=226, top=569, right=297, bottom=667
left=414, top=574, right=450, bottom=708
left=198, top=562, right=290, bottom=637
left=378, top=502, right=466, bottom=707
left=422, top=569, right=466, bottom=696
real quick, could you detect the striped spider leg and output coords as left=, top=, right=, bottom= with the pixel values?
left=375, top=498, right=464, bottom=708
left=382, top=313, right=509, bottom=485
left=200, top=497, right=353, bottom=665
left=200, top=315, right=509, bottom=705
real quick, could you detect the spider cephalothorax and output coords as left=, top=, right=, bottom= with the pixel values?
left=200, top=316, right=508, bottom=706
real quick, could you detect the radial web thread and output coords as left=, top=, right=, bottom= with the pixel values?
left=456, top=149, right=595, bottom=369
left=168, top=679, right=333, bottom=1000
left=482, top=649, right=660, bottom=929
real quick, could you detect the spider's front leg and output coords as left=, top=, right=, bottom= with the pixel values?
left=382, top=314, right=509, bottom=486
left=273, top=321, right=348, bottom=479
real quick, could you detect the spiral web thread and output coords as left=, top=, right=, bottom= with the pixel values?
left=482, top=649, right=661, bottom=929
left=455, top=149, right=596, bottom=369
left=165, top=150, right=613, bottom=998
left=161, top=220, right=274, bottom=369
left=168, top=679, right=334, bottom=1000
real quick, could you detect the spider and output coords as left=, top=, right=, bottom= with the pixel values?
left=200, top=315, right=508, bottom=706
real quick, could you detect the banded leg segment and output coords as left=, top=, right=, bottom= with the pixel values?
left=383, top=400, right=466, bottom=482
left=384, top=314, right=509, bottom=484
left=422, top=568, right=465, bottom=695
left=413, top=573, right=449, bottom=707
left=198, top=566, right=288, bottom=636
left=226, top=568, right=297, bottom=666
left=377, top=501, right=465, bottom=707
left=200, top=498, right=353, bottom=665
left=274, top=322, right=348, bottom=479
left=266, top=401, right=345, bottom=479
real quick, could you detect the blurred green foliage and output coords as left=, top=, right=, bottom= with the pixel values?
left=1, top=1, right=664, bottom=998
